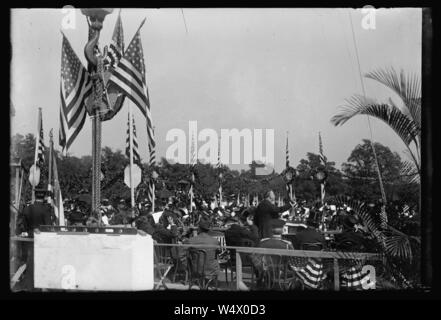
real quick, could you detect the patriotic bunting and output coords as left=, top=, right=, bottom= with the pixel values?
left=59, top=33, right=92, bottom=152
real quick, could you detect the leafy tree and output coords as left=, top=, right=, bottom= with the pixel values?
left=295, top=152, right=347, bottom=202
left=342, top=139, right=418, bottom=208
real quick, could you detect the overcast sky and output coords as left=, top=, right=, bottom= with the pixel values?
left=11, top=8, right=421, bottom=173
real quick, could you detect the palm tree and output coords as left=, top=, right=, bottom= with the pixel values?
left=331, top=196, right=421, bottom=288
left=331, top=68, right=421, bottom=183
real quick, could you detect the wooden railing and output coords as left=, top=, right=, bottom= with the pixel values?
left=153, top=242, right=383, bottom=291
left=10, top=236, right=383, bottom=291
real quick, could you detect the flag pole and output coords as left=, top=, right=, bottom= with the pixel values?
left=32, top=108, right=42, bottom=203
left=47, top=129, right=53, bottom=207
left=129, top=102, right=135, bottom=209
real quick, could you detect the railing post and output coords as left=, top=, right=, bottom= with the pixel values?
left=333, top=258, right=340, bottom=291
left=235, top=251, right=242, bottom=290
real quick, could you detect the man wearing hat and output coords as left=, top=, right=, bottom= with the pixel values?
left=254, top=219, right=293, bottom=288
left=294, top=209, right=326, bottom=249
left=258, top=219, right=293, bottom=250
left=254, top=190, right=295, bottom=240
left=187, top=216, right=220, bottom=277
left=21, top=189, right=54, bottom=236
left=334, top=214, right=371, bottom=252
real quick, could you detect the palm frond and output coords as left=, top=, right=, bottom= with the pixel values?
left=331, top=95, right=420, bottom=147
left=365, top=68, right=421, bottom=131
left=399, top=161, right=420, bottom=184
left=383, top=226, right=414, bottom=261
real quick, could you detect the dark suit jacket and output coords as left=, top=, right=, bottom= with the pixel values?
left=294, top=227, right=326, bottom=249
left=22, top=203, right=53, bottom=236
left=254, top=200, right=292, bottom=239
left=225, top=224, right=259, bottom=247
left=188, top=232, right=220, bottom=276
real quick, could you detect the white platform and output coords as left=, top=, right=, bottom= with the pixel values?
left=34, top=231, right=154, bottom=291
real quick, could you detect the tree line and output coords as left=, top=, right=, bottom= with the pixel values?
left=11, top=133, right=419, bottom=212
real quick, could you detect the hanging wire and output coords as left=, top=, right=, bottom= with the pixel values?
left=347, top=9, right=388, bottom=207
left=180, top=9, right=189, bottom=35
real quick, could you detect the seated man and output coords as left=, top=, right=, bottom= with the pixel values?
left=259, top=219, right=294, bottom=252
left=224, top=211, right=259, bottom=247
left=187, top=216, right=220, bottom=278
left=334, top=215, right=373, bottom=252
left=294, top=210, right=326, bottom=250
left=135, top=214, right=156, bottom=236
left=153, top=212, right=179, bottom=244
left=254, top=219, right=294, bottom=288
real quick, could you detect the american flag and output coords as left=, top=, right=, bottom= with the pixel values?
left=293, top=258, right=326, bottom=289
left=59, top=33, right=92, bottom=152
left=147, top=145, right=155, bottom=206
left=318, top=132, right=327, bottom=204
left=217, top=137, right=222, bottom=205
left=146, top=125, right=156, bottom=206
left=108, top=19, right=156, bottom=154
left=49, top=132, right=65, bottom=226
left=318, top=131, right=327, bottom=166
left=188, top=133, right=197, bottom=208
left=102, top=10, right=126, bottom=121
left=286, top=132, right=290, bottom=168
left=340, top=264, right=372, bottom=290
left=285, top=132, right=291, bottom=195
left=125, top=113, right=141, bottom=166
left=35, top=108, right=45, bottom=167
left=104, top=11, right=124, bottom=70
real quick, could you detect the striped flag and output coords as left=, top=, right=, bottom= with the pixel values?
left=104, top=10, right=124, bottom=70
left=285, top=132, right=292, bottom=198
left=147, top=126, right=156, bottom=206
left=35, top=108, right=45, bottom=167
left=59, top=33, right=93, bottom=152
left=318, top=132, right=327, bottom=204
left=102, top=10, right=126, bottom=121
left=188, top=133, right=197, bottom=209
left=293, top=258, right=326, bottom=289
left=108, top=19, right=156, bottom=154
left=318, top=132, right=327, bottom=166
left=51, top=145, right=65, bottom=226
left=286, top=132, right=290, bottom=168
left=125, top=113, right=141, bottom=166
left=217, top=137, right=222, bottom=206
left=340, top=264, right=372, bottom=290
left=147, top=146, right=155, bottom=206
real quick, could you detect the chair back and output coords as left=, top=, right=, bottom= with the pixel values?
left=154, top=245, right=172, bottom=264
left=240, top=238, right=255, bottom=247
left=187, top=248, right=207, bottom=279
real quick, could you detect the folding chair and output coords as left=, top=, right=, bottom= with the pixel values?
left=154, top=245, right=174, bottom=290
left=170, top=245, right=188, bottom=284
left=226, top=239, right=256, bottom=286
left=187, top=248, right=218, bottom=290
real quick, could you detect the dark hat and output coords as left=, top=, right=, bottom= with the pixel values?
left=271, top=219, right=286, bottom=229
left=306, top=210, right=320, bottom=227
left=34, top=189, right=47, bottom=199
left=69, top=211, right=85, bottom=223
left=342, top=215, right=358, bottom=229
left=198, top=217, right=211, bottom=231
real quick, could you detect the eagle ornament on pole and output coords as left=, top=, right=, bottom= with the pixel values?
left=81, top=9, right=113, bottom=223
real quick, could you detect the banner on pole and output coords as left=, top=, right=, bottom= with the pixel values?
left=29, top=164, right=41, bottom=187
left=124, top=165, right=141, bottom=188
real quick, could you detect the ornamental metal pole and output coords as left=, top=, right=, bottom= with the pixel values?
left=81, top=9, right=113, bottom=224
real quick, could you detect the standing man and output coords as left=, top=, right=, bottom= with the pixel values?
left=20, top=189, right=53, bottom=291
left=22, top=189, right=54, bottom=236
left=254, top=190, right=294, bottom=239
